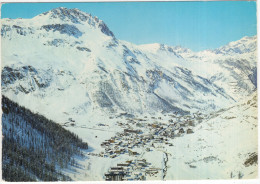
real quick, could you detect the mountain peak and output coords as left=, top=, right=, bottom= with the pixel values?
left=213, top=35, right=257, bottom=55
left=38, top=7, right=114, bottom=37
left=41, top=7, right=92, bottom=24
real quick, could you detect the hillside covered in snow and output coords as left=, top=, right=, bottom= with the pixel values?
left=2, top=96, right=88, bottom=181
left=1, top=7, right=258, bottom=181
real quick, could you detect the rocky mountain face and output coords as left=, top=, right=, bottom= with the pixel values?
left=1, top=7, right=257, bottom=122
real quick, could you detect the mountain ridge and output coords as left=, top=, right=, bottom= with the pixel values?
left=2, top=7, right=256, bottom=55
left=1, top=7, right=258, bottom=181
left=1, top=7, right=257, bottom=123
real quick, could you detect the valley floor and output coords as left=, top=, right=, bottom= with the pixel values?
left=62, top=92, right=258, bottom=181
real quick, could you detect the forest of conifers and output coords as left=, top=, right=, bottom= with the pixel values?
left=2, top=95, right=88, bottom=181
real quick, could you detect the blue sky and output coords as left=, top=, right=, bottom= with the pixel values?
left=1, top=1, right=257, bottom=51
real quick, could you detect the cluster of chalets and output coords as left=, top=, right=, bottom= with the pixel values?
left=99, top=112, right=206, bottom=180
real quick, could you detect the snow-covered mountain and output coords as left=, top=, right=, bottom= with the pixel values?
left=138, top=36, right=257, bottom=100
left=1, top=7, right=257, bottom=123
left=1, top=7, right=258, bottom=181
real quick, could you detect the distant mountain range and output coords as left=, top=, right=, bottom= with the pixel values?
left=1, top=7, right=257, bottom=122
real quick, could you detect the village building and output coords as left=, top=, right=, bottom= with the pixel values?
left=117, top=163, right=130, bottom=167
left=128, top=150, right=138, bottom=156
left=105, top=171, right=125, bottom=181
left=187, top=128, right=194, bottom=134
left=124, top=129, right=142, bottom=134
left=179, top=128, right=185, bottom=134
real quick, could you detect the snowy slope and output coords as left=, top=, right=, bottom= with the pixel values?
left=1, top=7, right=256, bottom=124
left=1, top=7, right=258, bottom=181
left=1, top=96, right=88, bottom=181
left=139, top=36, right=257, bottom=101
left=164, top=92, right=258, bottom=179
